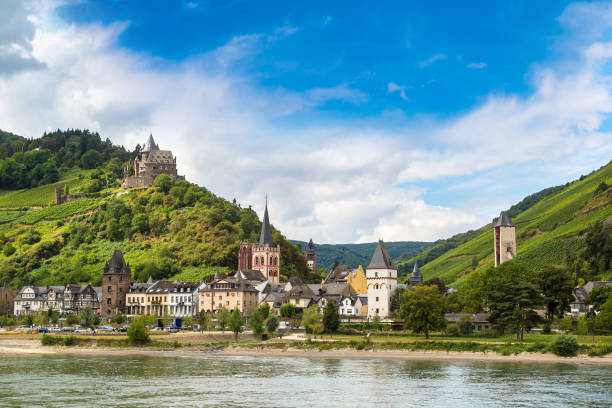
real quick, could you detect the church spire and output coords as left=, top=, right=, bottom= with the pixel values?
left=259, top=199, right=273, bottom=247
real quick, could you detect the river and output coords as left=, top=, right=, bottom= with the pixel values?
left=0, top=354, right=610, bottom=407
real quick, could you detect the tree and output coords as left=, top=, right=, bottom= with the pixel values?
left=154, top=174, right=173, bottom=194
left=65, top=313, right=79, bottom=326
left=584, top=286, right=612, bottom=316
left=486, top=280, right=543, bottom=341
left=400, top=285, right=446, bottom=339
left=198, top=310, right=211, bottom=332
left=595, top=297, right=612, bottom=334
left=127, top=317, right=150, bottom=345
left=301, top=305, right=322, bottom=335
left=111, top=312, right=126, bottom=325
left=458, top=316, right=473, bottom=336
left=258, top=302, right=271, bottom=320
left=22, top=314, right=34, bottom=326
left=537, top=266, right=574, bottom=320
left=583, top=221, right=612, bottom=279
left=217, top=307, right=230, bottom=332
left=265, top=315, right=279, bottom=335
left=229, top=308, right=244, bottom=341
left=131, top=213, right=149, bottom=234
left=322, top=300, right=340, bottom=333
left=79, top=306, right=98, bottom=328
left=390, top=287, right=406, bottom=314
left=280, top=303, right=296, bottom=321
left=80, top=149, right=103, bottom=169
left=248, top=309, right=264, bottom=339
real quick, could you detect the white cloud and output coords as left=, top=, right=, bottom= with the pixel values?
left=1, top=2, right=612, bottom=245
left=387, top=82, right=410, bottom=101
left=418, top=53, right=447, bottom=68
left=467, top=62, right=487, bottom=69
left=186, top=2, right=198, bottom=9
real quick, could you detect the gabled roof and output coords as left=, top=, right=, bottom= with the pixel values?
left=259, top=202, right=274, bottom=247
left=495, top=211, right=515, bottom=227
left=235, top=269, right=267, bottom=282
left=142, top=133, right=159, bottom=152
left=367, top=240, right=395, bottom=270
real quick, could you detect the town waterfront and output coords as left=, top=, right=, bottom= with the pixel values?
left=0, top=354, right=610, bottom=407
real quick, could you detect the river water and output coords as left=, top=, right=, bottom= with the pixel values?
left=0, top=354, right=610, bottom=407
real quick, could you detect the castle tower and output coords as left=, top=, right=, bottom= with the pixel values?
left=305, top=239, right=317, bottom=271
left=250, top=201, right=281, bottom=283
left=409, top=261, right=423, bottom=286
left=494, top=211, right=516, bottom=267
left=101, top=250, right=132, bottom=318
left=366, top=240, right=397, bottom=319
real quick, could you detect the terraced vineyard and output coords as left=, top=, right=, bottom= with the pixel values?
left=401, top=160, right=612, bottom=286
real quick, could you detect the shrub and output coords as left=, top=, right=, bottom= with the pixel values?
left=64, top=335, right=77, bottom=346
left=41, top=334, right=61, bottom=346
left=445, top=324, right=459, bottom=337
left=127, top=318, right=150, bottom=345
left=550, top=335, right=579, bottom=357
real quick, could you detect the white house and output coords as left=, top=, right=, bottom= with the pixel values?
left=339, top=296, right=356, bottom=316
left=366, top=240, right=397, bottom=320
left=14, top=286, right=44, bottom=316
left=168, top=281, right=200, bottom=317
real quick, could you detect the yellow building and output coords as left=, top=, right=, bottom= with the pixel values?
left=198, top=275, right=259, bottom=317
left=126, top=283, right=150, bottom=315
left=347, top=265, right=367, bottom=294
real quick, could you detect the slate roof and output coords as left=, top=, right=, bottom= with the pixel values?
left=286, top=284, right=315, bottom=299
left=367, top=240, right=395, bottom=269
left=235, top=269, right=267, bottom=282
left=104, top=250, right=131, bottom=275
left=142, top=134, right=160, bottom=152
left=495, top=211, right=515, bottom=227
left=356, top=294, right=368, bottom=305
left=259, top=202, right=274, bottom=247
left=325, top=261, right=351, bottom=283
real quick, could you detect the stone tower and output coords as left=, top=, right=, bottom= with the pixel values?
left=409, top=261, right=423, bottom=286
left=101, top=250, right=132, bottom=318
left=494, top=211, right=516, bottom=267
left=305, top=239, right=317, bottom=271
left=366, top=240, right=397, bottom=319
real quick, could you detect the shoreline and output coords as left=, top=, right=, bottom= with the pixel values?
left=1, top=339, right=612, bottom=365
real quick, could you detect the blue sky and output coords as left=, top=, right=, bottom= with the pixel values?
left=1, top=0, right=612, bottom=243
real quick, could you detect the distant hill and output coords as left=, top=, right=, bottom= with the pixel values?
left=0, top=129, right=312, bottom=289
left=399, top=159, right=612, bottom=287
left=292, top=240, right=433, bottom=275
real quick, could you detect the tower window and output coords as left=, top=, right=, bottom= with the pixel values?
left=255, top=257, right=258, bottom=265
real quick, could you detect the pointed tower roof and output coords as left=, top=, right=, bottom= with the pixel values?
left=306, top=238, right=315, bottom=250
left=214, top=269, right=221, bottom=281
left=259, top=201, right=274, bottom=247
left=411, top=262, right=422, bottom=278
left=495, top=211, right=515, bottom=227
left=104, top=250, right=130, bottom=275
left=142, top=133, right=159, bottom=152
left=146, top=275, right=153, bottom=284
left=367, top=240, right=395, bottom=270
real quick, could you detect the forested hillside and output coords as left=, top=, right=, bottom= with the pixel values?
left=0, top=129, right=311, bottom=288
left=400, top=160, right=612, bottom=287
left=292, top=240, right=433, bottom=275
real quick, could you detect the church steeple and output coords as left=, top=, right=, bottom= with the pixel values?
left=259, top=200, right=273, bottom=247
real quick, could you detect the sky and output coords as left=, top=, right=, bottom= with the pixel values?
left=1, top=0, right=612, bottom=244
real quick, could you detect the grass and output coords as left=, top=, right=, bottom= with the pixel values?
left=19, top=198, right=102, bottom=224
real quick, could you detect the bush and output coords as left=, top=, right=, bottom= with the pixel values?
left=127, top=318, right=150, bottom=345
left=41, top=334, right=61, bottom=346
left=64, top=335, right=77, bottom=346
left=550, top=335, right=579, bottom=357
left=445, top=324, right=459, bottom=337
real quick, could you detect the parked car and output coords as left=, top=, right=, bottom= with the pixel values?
left=0, top=327, right=7, bottom=332
left=118, top=325, right=130, bottom=332
left=61, top=326, right=75, bottom=332
left=37, top=326, right=50, bottom=333
left=74, top=327, right=93, bottom=334
left=150, top=327, right=165, bottom=332
left=14, top=325, right=32, bottom=332
left=167, top=326, right=179, bottom=334
left=48, top=327, right=61, bottom=333
left=97, top=325, right=115, bottom=332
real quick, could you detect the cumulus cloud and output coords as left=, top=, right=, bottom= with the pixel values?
left=418, top=53, right=447, bottom=68
left=0, top=0, right=45, bottom=76
left=0, top=2, right=612, bottom=244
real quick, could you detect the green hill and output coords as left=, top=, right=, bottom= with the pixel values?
left=400, top=160, right=612, bottom=287
left=292, top=240, right=433, bottom=273
left=0, top=129, right=311, bottom=288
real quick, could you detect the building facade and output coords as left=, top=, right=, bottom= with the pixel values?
left=122, top=134, right=184, bottom=189
left=305, top=239, right=317, bottom=271
left=494, top=211, right=517, bottom=267
left=347, top=265, right=367, bottom=294
left=0, top=287, right=17, bottom=315
left=101, top=250, right=132, bottom=318
left=237, top=201, right=281, bottom=283
left=366, top=240, right=397, bottom=319
left=198, top=274, right=259, bottom=317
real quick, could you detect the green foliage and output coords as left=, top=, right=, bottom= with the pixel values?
left=217, top=307, right=230, bottom=331
left=248, top=309, right=264, bottom=339
left=537, top=265, right=574, bottom=320
left=322, top=300, right=340, bottom=333
left=65, top=313, right=79, bottom=326
left=154, top=174, right=172, bottom=193
left=301, top=305, right=322, bottom=335
left=80, top=149, right=103, bottom=169
left=265, top=315, right=279, bottom=334
left=20, top=199, right=100, bottom=224
left=127, top=317, right=151, bottom=345
left=63, top=335, right=77, bottom=346
left=111, top=312, right=126, bottom=325
left=584, top=286, right=612, bottom=316
left=595, top=297, right=612, bottom=334
left=229, top=308, right=243, bottom=341
left=258, top=302, right=270, bottom=320
left=458, top=316, right=473, bottom=337
left=280, top=303, right=296, bottom=320
left=198, top=310, right=212, bottom=332
left=400, top=285, right=446, bottom=338
left=41, top=334, right=62, bottom=346
left=79, top=306, right=98, bottom=328
left=550, top=335, right=579, bottom=357
left=558, top=317, right=576, bottom=332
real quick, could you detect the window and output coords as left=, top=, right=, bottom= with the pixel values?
left=226, top=301, right=229, bottom=305
left=261, top=256, right=264, bottom=264
left=107, top=298, right=111, bottom=305
left=218, top=296, right=222, bottom=300
left=270, top=256, right=273, bottom=265
left=376, top=297, right=379, bottom=301
left=375, top=272, right=378, bottom=277
left=255, top=257, right=259, bottom=265
left=237, top=301, right=240, bottom=305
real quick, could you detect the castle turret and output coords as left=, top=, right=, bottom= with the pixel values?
left=494, top=211, right=516, bottom=266
left=366, top=240, right=397, bottom=319
left=409, top=262, right=423, bottom=286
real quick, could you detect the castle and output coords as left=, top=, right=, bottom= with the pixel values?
left=238, top=201, right=281, bottom=283
left=122, top=134, right=184, bottom=189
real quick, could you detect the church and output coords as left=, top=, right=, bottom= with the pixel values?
left=238, top=201, right=281, bottom=283
left=122, top=134, right=184, bottom=189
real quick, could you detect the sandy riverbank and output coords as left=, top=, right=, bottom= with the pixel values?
left=1, top=338, right=611, bottom=365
